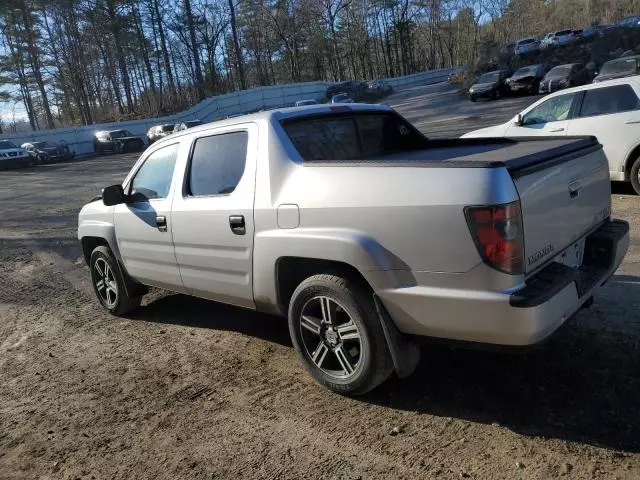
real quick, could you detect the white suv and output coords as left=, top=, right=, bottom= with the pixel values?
left=463, top=77, right=640, bottom=194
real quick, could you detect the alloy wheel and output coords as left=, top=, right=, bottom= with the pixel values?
left=299, top=296, right=362, bottom=379
left=93, top=257, right=118, bottom=308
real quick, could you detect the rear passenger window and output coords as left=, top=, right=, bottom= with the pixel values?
left=579, top=85, right=639, bottom=117
left=188, top=131, right=248, bottom=196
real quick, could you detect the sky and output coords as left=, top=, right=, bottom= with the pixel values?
left=0, top=102, right=28, bottom=124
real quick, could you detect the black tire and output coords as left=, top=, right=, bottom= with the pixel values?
left=288, top=274, right=394, bottom=396
left=470, top=96, right=477, bottom=102
left=630, top=157, right=640, bottom=195
left=90, top=246, right=141, bottom=315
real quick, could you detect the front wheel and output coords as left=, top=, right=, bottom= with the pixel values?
left=630, top=157, right=640, bottom=195
left=288, top=274, right=393, bottom=395
left=90, top=246, right=141, bottom=315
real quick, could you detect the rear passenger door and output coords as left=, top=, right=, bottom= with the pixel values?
left=171, top=123, right=258, bottom=308
left=566, top=83, right=640, bottom=178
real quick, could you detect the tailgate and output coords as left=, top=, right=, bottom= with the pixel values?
left=510, top=140, right=611, bottom=274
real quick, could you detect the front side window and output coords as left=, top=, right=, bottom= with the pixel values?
left=579, top=85, right=639, bottom=117
left=130, top=143, right=179, bottom=200
left=188, top=131, right=248, bottom=196
left=522, top=93, right=577, bottom=125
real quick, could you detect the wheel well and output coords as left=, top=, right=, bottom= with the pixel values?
left=276, top=257, right=372, bottom=313
left=81, top=236, right=109, bottom=265
left=625, top=144, right=640, bottom=180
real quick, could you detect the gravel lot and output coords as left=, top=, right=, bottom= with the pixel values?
left=1, top=82, right=639, bottom=480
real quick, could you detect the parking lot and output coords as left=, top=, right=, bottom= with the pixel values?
left=1, top=82, right=640, bottom=480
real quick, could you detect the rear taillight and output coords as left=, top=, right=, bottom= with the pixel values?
left=465, top=201, right=524, bottom=275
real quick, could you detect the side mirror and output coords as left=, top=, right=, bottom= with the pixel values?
left=515, top=114, right=524, bottom=126
left=102, top=184, right=128, bottom=206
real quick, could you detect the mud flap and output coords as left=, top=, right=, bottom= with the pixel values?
left=373, top=294, right=420, bottom=379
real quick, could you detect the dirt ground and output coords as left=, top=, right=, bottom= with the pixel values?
left=1, top=84, right=640, bottom=480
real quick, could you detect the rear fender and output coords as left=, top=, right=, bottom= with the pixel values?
left=253, top=228, right=412, bottom=314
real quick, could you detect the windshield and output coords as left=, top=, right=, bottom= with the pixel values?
left=556, top=30, right=573, bottom=36
left=334, top=94, right=349, bottom=101
left=161, top=125, right=174, bottom=132
left=0, top=141, right=18, bottom=149
left=547, top=65, right=572, bottom=76
left=515, top=65, right=540, bottom=76
left=478, top=72, right=500, bottom=83
left=600, top=58, right=638, bottom=75
left=185, top=121, right=202, bottom=127
left=110, top=130, right=134, bottom=138
left=518, top=38, right=535, bottom=45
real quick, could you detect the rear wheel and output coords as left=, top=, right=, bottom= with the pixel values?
left=630, top=157, right=640, bottom=195
left=288, top=274, right=393, bottom=395
left=90, top=246, right=141, bottom=315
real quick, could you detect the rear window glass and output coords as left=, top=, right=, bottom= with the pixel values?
left=282, top=113, right=429, bottom=161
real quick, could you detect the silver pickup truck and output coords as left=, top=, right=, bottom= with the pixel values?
left=78, top=104, right=629, bottom=395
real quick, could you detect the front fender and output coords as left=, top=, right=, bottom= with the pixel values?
left=78, top=201, right=121, bottom=263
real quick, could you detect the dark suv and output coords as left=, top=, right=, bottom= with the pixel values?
left=94, top=130, right=145, bottom=155
left=326, top=81, right=366, bottom=100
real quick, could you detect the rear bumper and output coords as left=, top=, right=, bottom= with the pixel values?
left=378, top=219, right=629, bottom=346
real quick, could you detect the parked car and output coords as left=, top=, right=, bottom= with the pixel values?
left=21, top=141, right=74, bottom=164
left=94, top=130, right=145, bottom=155
left=539, top=63, right=591, bottom=93
left=331, top=93, right=354, bottom=103
left=0, top=140, right=34, bottom=169
left=499, top=42, right=515, bottom=57
left=593, top=56, right=640, bottom=83
left=468, top=70, right=510, bottom=101
left=580, top=23, right=612, bottom=39
left=546, top=29, right=576, bottom=48
left=325, top=81, right=366, bottom=100
left=295, top=99, right=318, bottom=107
left=173, top=120, right=203, bottom=132
left=506, top=64, right=547, bottom=95
left=514, top=37, right=540, bottom=56
left=617, top=15, right=640, bottom=28
left=540, top=32, right=555, bottom=49
left=463, top=77, right=640, bottom=194
left=367, top=81, right=393, bottom=93
left=79, top=103, right=628, bottom=395
left=146, top=124, right=175, bottom=144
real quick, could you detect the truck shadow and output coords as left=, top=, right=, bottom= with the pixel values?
left=132, top=275, right=640, bottom=453
left=365, top=275, right=640, bottom=453
left=129, top=293, right=292, bottom=348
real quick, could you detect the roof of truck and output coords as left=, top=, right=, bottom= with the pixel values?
left=154, top=103, right=393, bottom=145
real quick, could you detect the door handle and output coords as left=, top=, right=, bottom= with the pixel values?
left=549, top=127, right=565, bottom=132
left=229, top=215, right=246, bottom=235
left=155, top=215, right=167, bottom=232
left=624, top=119, right=640, bottom=124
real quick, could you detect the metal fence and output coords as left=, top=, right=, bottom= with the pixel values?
left=0, top=67, right=462, bottom=156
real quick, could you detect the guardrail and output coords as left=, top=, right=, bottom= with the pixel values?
left=0, top=67, right=462, bottom=156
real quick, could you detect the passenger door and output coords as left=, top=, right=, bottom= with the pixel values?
left=506, top=92, right=579, bottom=137
left=114, top=142, right=186, bottom=292
left=171, top=124, right=257, bottom=309
left=566, top=83, right=640, bottom=178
